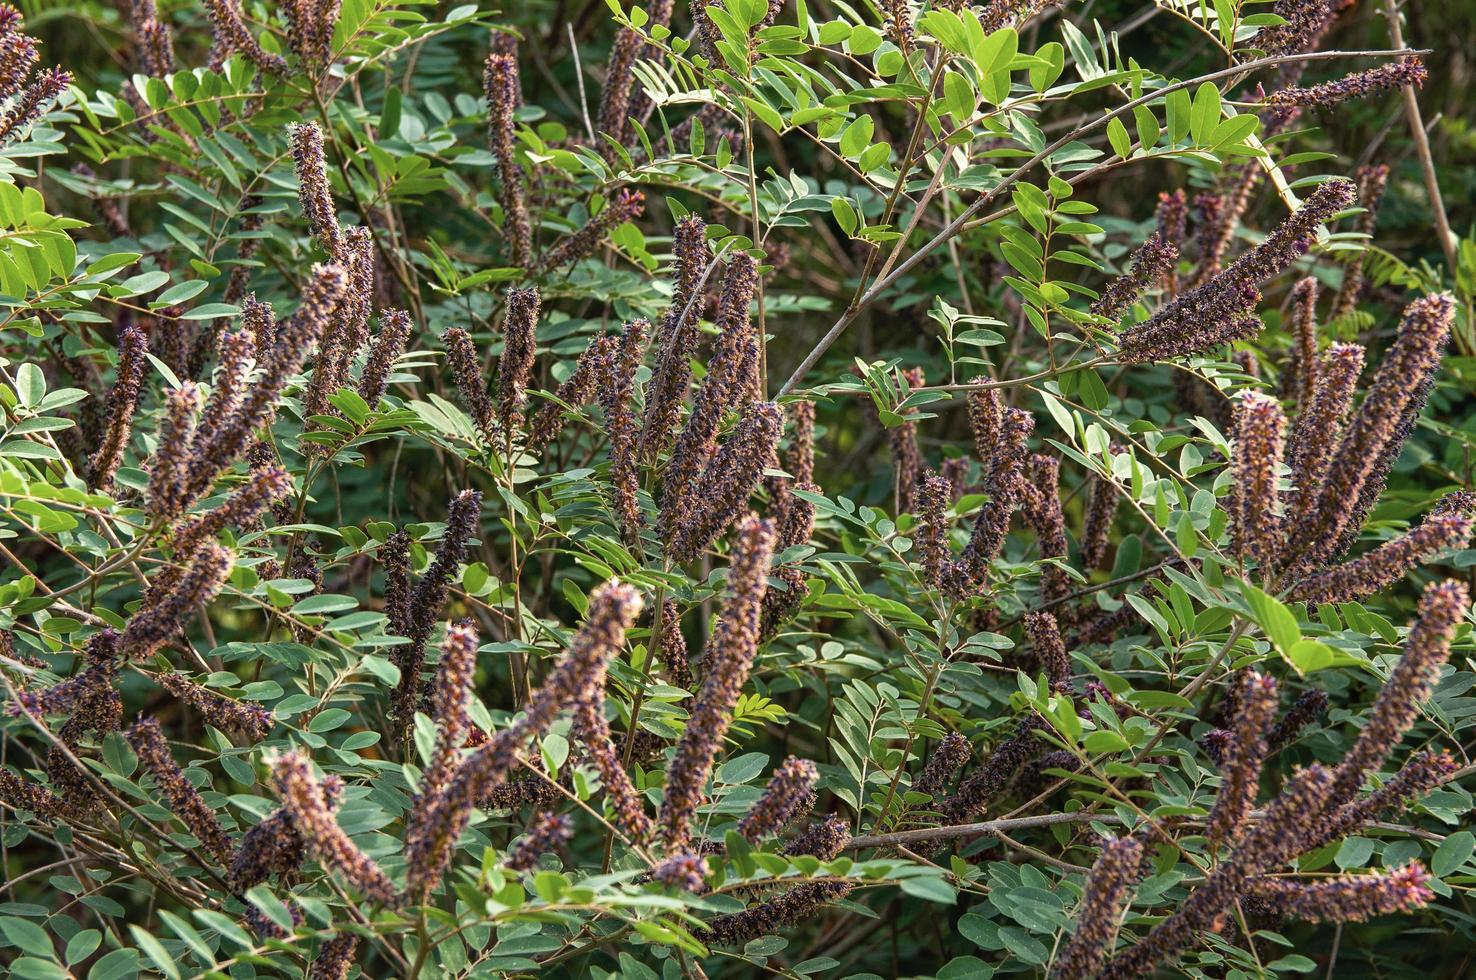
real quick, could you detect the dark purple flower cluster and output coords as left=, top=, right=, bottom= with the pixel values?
left=1266, top=59, right=1427, bottom=111
left=942, top=719, right=1043, bottom=823
left=442, top=326, right=498, bottom=442
left=88, top=316, right=148, bottom=490
left=571, top=687, right=653, bottom=843
left=288, top=123, right=342, bottom=256
left=1228, top=392, right=1288, bottom=565
left=283, top=0, right=341, bottom=73
left=735, top=757, right=818, bottom=843
left=505, top=811, right=573, bottom=871
left=128, top=717, right=236, bottom=870
left=702, top=881, right=853, bottom=946
left=483, top=44, right=530, bottom=266
left=660, top=515, right=775, bottom=850
left=386, top=489, right=482, bottom=735
left=1288, top=294, right=1454, bottom=569
left=539, top=189, right=645, bottom=274
left=665, top=402, right=783, bottom=563
left=1020, top=455, right=1070, bottom=607
left=596, top=27, right=642, bottom=157
left=403, top=581, right=642, bottom=900
left=272, top=750, right=399, bottom=905
left=641, top=213, right=715, bottom=462
left=782, top=814, right=852, bottom=860
left=122, top=541, right=234, bottom=662
left=1282, top=276, right=1320, bottom=406
left=1206, top=672, right=1278, bottom=849
left=496, top=286, right=542, bottom=438
left=159, top=672, right=272, bottom=742
left=652, top=850, right=708, bottom=892
left=1024, top=612, right=1071, bottom=693
left=308, top=933, right=359, bottom=980
left=1117, top=179, right=1355, bottom=364
left=1051, top=836, right=1142, bottom=980
left=357, top=308, right=412, bottom=408
left=1331, top=163, right=1390, bottom=319
left=1247, top=863, right=1434, bottom=922
left=598, top=317, right=650, bottom=544
left=203, top=0, right=287, bottom=74
left=1090, top=232, right=1179, bottom=321
left=913, top=733, right=970, bottom=799
left=528, top=332, right=617, bottom=452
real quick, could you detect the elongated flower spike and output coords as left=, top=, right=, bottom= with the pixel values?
left=666, top=401, right=783, bottom=563
left=413, top=621, right=479, bottom=825
left=942, top=719, right=1044, bottom=823
left=496, top=286, right=542, bottom=436
left=527, top=333, right=617, bottom=452
left=1268, top=688, right=1329, bottom=750
left=1051, top=836, right=1143, bottom=980
left=652, top=851, right=707, bottom=892
left=358, top=309, right=412, bottom=408
left=1155, top=189, right=1189, bottom=295
left=1331, top=163, right=1390, bottom=320
left=1290, top=505, right=1474, bottom=605
left=159, top=672, right=272, bottom=742
left=1307, top=750, right=1457, bottom=853
left=538, top=189, right=646, bottom=274
left=123, top=542, right=234, bottom=662
left=1248, top=863, right=1434, bottom=923
left=402, top=581, right=641, bottom=900
left=1229, top=391, right=1288, bottom=565
left=203, top=0, right=288, bottom=74
left=1119, top=179, right=1355, bottom=364
left=1020, top=455, right=1070, bottom=607
left=640, top=213, right=714, bottom=462
left=288, top=123, right=341, bottom=256
left=505, top=811, right=573, bottom=871
left=573, top=690, right=651, bottom=842
left=655, top=600, right=692, bottom=690
left=761, top=480, right=817, bottom=638
left=194, top=328, right=255, bottom=454
left=1080, top=460, right=1120, bottom=571
left=1091, top=232, right=1179, bottom=321
left=483, top=50, right=531, bottom=267
left=308, top=934, right=359, bottom=980
left=1206, top=671, right=1279, bottom=849
left=1283, top=341, right=1363, bottom=543
left=597, top=27, right=642, bottom=156
left=887, top=366, right=926, bottom=513
left=1282, top=276, right=1319, bottom=407
left=782, top=813, right=851, bottom=859
left=1327, top=579, right=1468, bottom=805
left=702, top=881, right=853, bottom=946
left=273, top=750, right=399, bottom=905
left=147, top=383, right=202, bottom=522
left=284, top=0, right=341, bottom=73
left=914, top=733, right=970, bottom=799
left=0, top=67, right=71, bottom=146
left=1267, top=59, right=1428, bottom=111
left=1024, top=612, right=1071, bottom=694
left=89, top=315, right=148, bottom=490
left=1292, top=294, right=1454, bottom=568
left=598, top=317, right=649, bottom=545
left=442, top=327, right=497, bottom=443
left=660, top=515, right=775, bottom=850
left=734, top=757, right=818, bottom=844
left=389, top=489, right=481, bottom=733
left=659, top=252, right=759, bottom=539
left=128, top=717, right=236, bottom=870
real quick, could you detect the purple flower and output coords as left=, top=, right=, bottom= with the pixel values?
left=203, top=0, right=288, bottom=74
left=539, top=189, right=645, bottom=274
left=641, top=213, right=715, bottom=462
left=1266, top=59, right=1428, bottom=111
left=505, top=811, right=573, bottom=871
left=158, top=672, right=271, bottom=742
left=914, top=732, right=971, bottom=798
left=652, top=850, right=708, bottom=892
left=357, top=309, right=412, bottom=408
left=735, top=757, right=818, bottom=844
left=89, top=315, right=148, bottom=490
left=128, top=717, right=236, bottom=870
left=660, top=515, right=775, bottom=850
left=1228, top=391, right=1288, bottom=565
left=1052, top=836, right=1143, bottom=980
left=483, top=50, right=531, bottom=267
left=599, top=317, right=650, bottom=544
left=1246, top=863, right=1434, bottom=922
left=272, top=750, right=399, bottom=905
left=1206, top=672, right=1278, bottom=849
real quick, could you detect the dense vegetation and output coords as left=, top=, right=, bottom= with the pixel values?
left=2, top=0, right=1475, bottom=977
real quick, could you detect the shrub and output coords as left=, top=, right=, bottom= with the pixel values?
left=0, top=1, right=1473, bottom=977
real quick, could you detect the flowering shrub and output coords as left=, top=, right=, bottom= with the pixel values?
left=2, top=0, right=1475, bottom=977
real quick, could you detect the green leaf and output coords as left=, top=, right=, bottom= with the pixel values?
left=1, top=918, right=54, bottom=959
left=1243, top=584, right=1301, bottom=661
left=1189, top=82, right=1221, bottom=146
left=898, top=875, right=957, bottom=904
left=1433, top=831, right=1474, bottom=877
left=1106, top=116, right=1131, bottom=159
